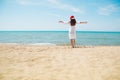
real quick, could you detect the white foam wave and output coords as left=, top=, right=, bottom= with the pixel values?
left=0, top=43, right=56, bottom=46
left=29, top=43, right=56, bottom=46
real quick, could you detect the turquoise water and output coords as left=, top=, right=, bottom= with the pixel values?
left=0, top=31, right=120, bottom=46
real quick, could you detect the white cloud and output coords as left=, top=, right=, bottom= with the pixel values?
left=17, top=0, right=84, bottom=13
left=98, top=4, right=117, bottom=15
left=48, top=0, right=58, bottom=4
left=17, top=0, right=47, bottom=5
left=48, top=0, right=84, bottom=13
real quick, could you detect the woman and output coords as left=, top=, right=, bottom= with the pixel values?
left=59, top=15, right=87, bottom=48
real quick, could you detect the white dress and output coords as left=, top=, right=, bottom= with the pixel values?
left=69, top=26, right=76, bottom=39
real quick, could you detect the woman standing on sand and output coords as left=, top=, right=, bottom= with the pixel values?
left=59, top=15, right=87, bottom=48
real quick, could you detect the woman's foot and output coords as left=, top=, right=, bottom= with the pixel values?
left=72, top=46, right=75, bottom=48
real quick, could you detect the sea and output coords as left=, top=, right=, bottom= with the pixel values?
left=0, top=31, right=120, bottom=46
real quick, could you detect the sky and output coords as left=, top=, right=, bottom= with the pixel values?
left=0, top=0, right=120, bottom=31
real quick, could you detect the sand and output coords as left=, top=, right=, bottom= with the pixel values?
left=0, top=44, right=120, bottom=80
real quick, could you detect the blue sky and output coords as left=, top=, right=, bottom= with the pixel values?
left=0, top=0, right=120, bottom=31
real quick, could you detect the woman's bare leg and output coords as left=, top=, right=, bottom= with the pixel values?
left=70, top=39, right=75, bottom=48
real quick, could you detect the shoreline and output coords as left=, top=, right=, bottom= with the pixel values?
left=0, top=43, right=120, bottom=46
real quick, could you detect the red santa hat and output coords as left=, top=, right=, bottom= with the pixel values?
left=70, top=15, right=74, bottom=20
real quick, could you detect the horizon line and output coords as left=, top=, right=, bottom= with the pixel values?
left=0, top=30, right=120, bottom=32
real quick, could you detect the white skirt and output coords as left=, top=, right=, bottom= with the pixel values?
left=69, top=26, right=76, bottom=39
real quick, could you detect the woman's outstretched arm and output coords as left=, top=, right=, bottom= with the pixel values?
left=59, top=21, right=88, bottom=24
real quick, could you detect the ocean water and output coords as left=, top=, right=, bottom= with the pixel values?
left=0, top=31, right=120, bottom=46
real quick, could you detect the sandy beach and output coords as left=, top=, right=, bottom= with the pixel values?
left=0, top=44, right=120, bottom=80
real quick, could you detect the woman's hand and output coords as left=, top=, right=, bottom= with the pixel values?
left=59, top=21, right=64, bottom=23
left=80, top=22, right=88, bottom=24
